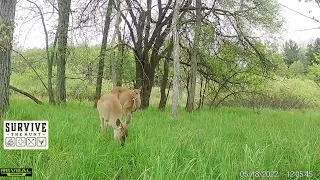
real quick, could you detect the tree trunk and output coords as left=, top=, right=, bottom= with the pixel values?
left=159, top=58, right=169, bottom=110
left=26, top=0, right=55, bottom=104
left=0, top=0, right=17, bottom=118
left=47, top=30, right=56, bottom=104
left=116, top=43, right=124, bottom=86
left=136, top=58, right=154, bottom=109
left=198, top=75, right=203, bottom=109
left=48, top=41, right=56, bottom=104
left=94, top=0, right=114, bottom=108
left=201, top=77, right=209, bottom=108
left=135, top=54, right=143, bottom=88
left=119, top=0, right=175, bottom=109
left=56, top=0, right=71, bottom=104
left=115, top=2, right=123, bottom=87
left=172, top=0, right=181, bottom=119
left=49, top=28, right=58, bottom=104
left=185, top=73, right=190, bottom=109
left=186, top=0, right=201, bottom=112
left=110, top=0, right=121, bottom=88
left=141, top=80, right=153, bottom=108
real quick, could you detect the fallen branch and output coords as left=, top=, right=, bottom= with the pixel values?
left=11, top=49, right=49, bottom=91
left=10, top=86, right=43, bottom=105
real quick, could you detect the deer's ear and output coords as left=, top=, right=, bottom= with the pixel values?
left=139, top=86, right=142, bottom=91
left=116, top=118, right=122, bottom=127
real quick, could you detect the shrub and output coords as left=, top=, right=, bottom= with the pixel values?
left=210, top=77, right=320, bottom=110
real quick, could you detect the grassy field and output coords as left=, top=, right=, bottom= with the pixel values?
left=1, top=100, right=320, bottom=179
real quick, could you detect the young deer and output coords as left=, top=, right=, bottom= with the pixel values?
left=97, top=93, right=131, bottom=146
left=111, top=86, right=141, bottom=122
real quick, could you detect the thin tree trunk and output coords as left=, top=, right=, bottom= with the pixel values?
left=186, top=0, right=201, bottom=112
left=47, top=29, right=55, bottom=104
left=201, top=77, right=208, bottom=108
left=110, top=0, right=121, bottom=88
left=159, top=58, right=169, bottom=110
left=185, top=73, right=190, bottom=109
left=159, top=40, right=173, bottom=110
left=94, top=0, right=114, bottom=108
left=166, top=79, right=172, bottom=102
left=172, top=0, right=181, bottom=119
left=0, top=0, right=17, bottom=118
left=56, top=0, right=71, bottom=104
left=116, top=42, right=124, bottom=86
left=198, top=75, right=203, bottom=109
left=48, top=29, right=58, bottom=104
left=27, top=0, right=55, bottom=104
left=115, top=2, right=123, bottom=87
left=135, top=54, right=143, bottom=89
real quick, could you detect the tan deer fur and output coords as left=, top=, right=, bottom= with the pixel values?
left=111, top=86, right=141, bottom=121
left=97, top=93, right=131, bottom=145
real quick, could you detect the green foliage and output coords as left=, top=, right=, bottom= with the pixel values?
left=10, top=71, right=49, bottom=98
left=10, top=45, right=136, bottom=101
left=282, top=40, right=302, bottom=66
left=262, top=78, right=320, bottom=109
left=67, top=45, right=100, bottom=74
left=307, top=64, right=320, bottom=85
left=201, top=40, right=286, bottom=107
left=218, top=0, right=282, bottom=34
left=66, top=78, right=112, bottom=101
left=1, top=100, right=319, bottom=179
left=221, top=77, right=320, bottom=109
left=272, top=54, right=289, bottom=77
left=12, top=48, right=47, bottom=74
left=289, top=61, right=305, bottom=77
left=306, top=38, right=320, bottom=65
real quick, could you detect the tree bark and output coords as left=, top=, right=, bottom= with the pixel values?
left=159, top=58, right=170, bottom=110
left=26, top=0, right=55, bottom=104
left=9, top=86, right=43, bottom=105
left=94, top=0, right=114, bottom=108
left=159, top=41, right=173, bottom=110
left=136, top=59, right=154, bottom=109
left=56, top=0, right=71, bottom=104
left=116, top=41, right=124, bottom=86
left=172, top=0, right=181, bottom=119
left=49, top=28, right=58, bottom=102
left=110, top=0, right=121, bottom=88
left=201, top=77, right=209, bottom=108
left=186, top=0, right=201, bottom=112
left=0, top=0, right=17, bottom=118
left=198, top=75, right=204, bottom=109
left=119, top=0, right=177, bottom=109
left=115, top=1, right=123, bottom=87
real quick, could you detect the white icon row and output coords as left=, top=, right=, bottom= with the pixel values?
left=5, top=137, right=47, bottom=147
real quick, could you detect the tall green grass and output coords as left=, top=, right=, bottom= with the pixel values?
left=1, top=100, right=320, bottom=179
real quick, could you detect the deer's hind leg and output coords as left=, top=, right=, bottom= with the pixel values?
left=128, top=111, right=134, bottom=121
left=124, top=108, right=128, bottom=121
left=100, top=113, right=109, bottom=133
left=100, top=117, right=105, bottom=133
left=103, top=120, right=108, bottom=132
